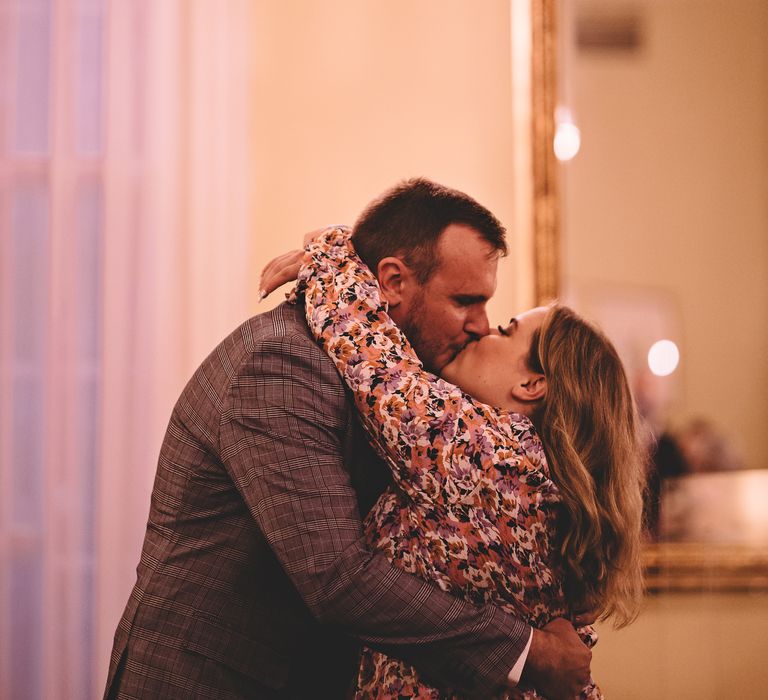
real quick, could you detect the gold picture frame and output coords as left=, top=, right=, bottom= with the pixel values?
left=644, top=543, right=768, bottom=593
left=532, top=0, right=768, bottom=593
left=531, top=0, right=561, bottom=305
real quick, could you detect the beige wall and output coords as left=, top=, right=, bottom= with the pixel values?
left=249, top=0, right=535, bottom=326
left=563, top=0, right=768, bottom=469
left=566, top=2, right=768, bottom=696
left=593, top=593, right=768, bottom=699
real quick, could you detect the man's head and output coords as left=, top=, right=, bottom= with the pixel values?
left=352, top=178, right=507, bottom=373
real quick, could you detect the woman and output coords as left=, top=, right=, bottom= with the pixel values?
left=271, top=226, right=645, bottom=698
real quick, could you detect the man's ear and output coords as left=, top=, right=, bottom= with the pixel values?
left=377, top=256, right=415, bottom=309
left=511, top=374, right=547, bottom=403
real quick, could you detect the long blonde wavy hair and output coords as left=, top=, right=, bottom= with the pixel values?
left=530, top=305, right=646, bottom=627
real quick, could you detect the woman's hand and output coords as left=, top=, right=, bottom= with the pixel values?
left=259, top=249, right=303, bottom=300
left=573, top=607, right=599, bottom=627
left=259, top=228, right=327, bottom=299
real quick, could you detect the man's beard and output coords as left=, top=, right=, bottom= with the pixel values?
left=399, top=289, right=441, bottom=374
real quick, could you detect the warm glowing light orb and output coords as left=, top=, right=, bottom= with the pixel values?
left=554, top=121, right=581, bottom=161
left=648, top=339, right=680, bottom=377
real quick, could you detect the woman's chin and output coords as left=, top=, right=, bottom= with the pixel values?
left=440, top=365, right=454, bottom=382
left=440, top=361, right=464, bottom=387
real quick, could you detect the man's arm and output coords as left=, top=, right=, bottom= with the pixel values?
left=220, top=330, right=529, bottom=697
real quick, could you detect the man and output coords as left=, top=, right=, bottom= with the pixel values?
left=105, top=179, right=590, bottom=699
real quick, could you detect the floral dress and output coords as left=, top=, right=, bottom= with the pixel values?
left=297, top=227, right=600, bottom=699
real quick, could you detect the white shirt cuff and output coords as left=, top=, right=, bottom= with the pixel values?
left=507, top=627, right=533, bottom=686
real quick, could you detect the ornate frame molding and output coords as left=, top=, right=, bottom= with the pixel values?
left=531, top=0, right=560, bottom=304
left=645, top=542, right=768, bottom=593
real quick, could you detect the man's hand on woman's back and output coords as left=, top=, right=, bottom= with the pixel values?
left=522, top=617, right=592, bottom=700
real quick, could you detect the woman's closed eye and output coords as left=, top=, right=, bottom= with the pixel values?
left=498, top=318, right=518, bottom=336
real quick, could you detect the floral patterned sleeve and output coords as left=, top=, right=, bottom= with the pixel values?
left=298, top=226, right=534, bottom=507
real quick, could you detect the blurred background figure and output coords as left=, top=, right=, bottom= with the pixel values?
left=675, top=418, right=745, bottom=474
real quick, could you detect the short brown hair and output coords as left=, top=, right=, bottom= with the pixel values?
left=352, top=178, right=507, bottom=283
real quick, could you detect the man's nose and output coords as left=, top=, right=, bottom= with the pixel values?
left=465, top=309, right=490, bottom=338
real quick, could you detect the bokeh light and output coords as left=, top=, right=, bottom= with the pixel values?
left=648, top=339, right=680, bottom=376
left=554, top=121, right=581, bottom=161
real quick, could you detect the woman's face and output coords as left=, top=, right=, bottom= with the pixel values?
left=441, top=306, right=549, bottom=413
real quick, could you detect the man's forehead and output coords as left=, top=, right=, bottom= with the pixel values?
left=425, top=224, right=498, bottom=292
left=437, top=223, right=498, bottom=257
left=429, top=254, right=498, bottom=296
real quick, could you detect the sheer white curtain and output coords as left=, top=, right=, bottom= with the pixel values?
left=0, top=1, right=256, bottom=697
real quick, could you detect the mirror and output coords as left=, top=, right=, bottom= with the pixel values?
left=552, top=0, right=768, bottom=590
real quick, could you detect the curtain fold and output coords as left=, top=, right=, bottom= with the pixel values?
left=94, top=1, right=256, bottom=694
left=0, top=2, right=256, bottom=697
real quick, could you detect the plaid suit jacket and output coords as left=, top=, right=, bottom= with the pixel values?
left=104, top=302, right=529, bottom=699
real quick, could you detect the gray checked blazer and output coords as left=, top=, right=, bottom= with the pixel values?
left=104, top=302, right=529, bottom=699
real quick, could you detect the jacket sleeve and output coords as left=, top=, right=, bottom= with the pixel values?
left=219, top=327, right=530, bottom=697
